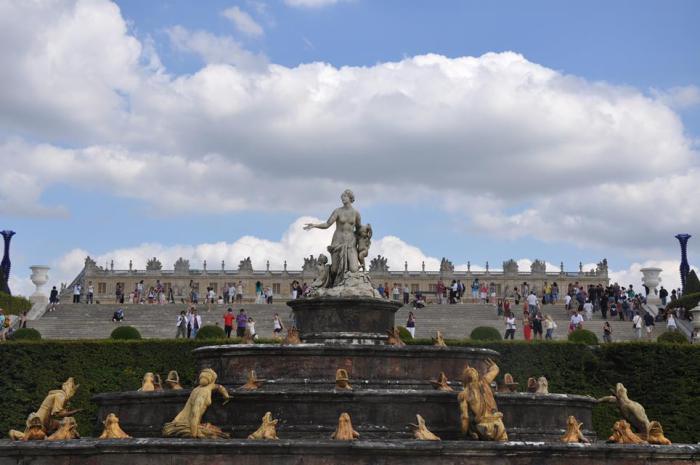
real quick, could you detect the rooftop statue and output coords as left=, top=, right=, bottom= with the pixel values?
left=304, top=189, right=380, bottom=298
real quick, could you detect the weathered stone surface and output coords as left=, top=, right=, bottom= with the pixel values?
left=287, top=297, right=402, bottom=344
left=0, top=439, right=698, bottom=465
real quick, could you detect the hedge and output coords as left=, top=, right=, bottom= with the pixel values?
left=0, top=291, right=32, bottom=315
left=11, top=328, right=41, bottom=340
left=657, top=331, right=689, bottom=344
left=0, top=340, right=697, bottom=443
left=470, top=326, right=502, bottom=341
left=110, top=326, right=142, bottom=340
left=567, top=328, right=599, bottom=344
left=666, top=291, right=700, bottom=313
left=196, top=325, right=226, bottom=339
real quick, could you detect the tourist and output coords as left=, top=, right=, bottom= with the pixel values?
left=564, top=293, right=572, bottom=311
left=600, top=293, right=608, bottom=320
left=18, top=311, right=27, bottom=329
left=406, top=312, right=416, bottom=338
left=49, top=286, right=59, bottom=312
left=522, top=310, right=532, bottom=341
left=85, top=281, right=94, bottom=304
left=479, top=283, right=487, bottom=304
left=458, top=280, right=465, bottom=302
left=450, top=280, right=457, bottom=304
left=504, top=313, right=516, bottom=340
left=392, top=285, right=400, bottom=302
left=603, top=321, right=612, bottom=343
left=552, top=282, right=559, bottom=303
left=223, top=308, right=234, bottom=338
left=168, top=286, right=174, bottom=304
left=643, top=311, right=655, bottom=340
left=207, top=287, right=216, bottom=311
left=583, top=299, right=593, bottom=321
left=175, top=311, right=187, bottom=338
left=377, top=283, right=385, bottom=298
left=403, top=284, right=410, bottom=305
left=247, top=317, right=257, bottom=341
left=72, top=283, right=81, bottom=303
left=137, top=280, right=144, bottom=302
left=147, top=287, right=155, bottom=304
left=236, top=309, right=248, bottom=337
left=111, top=307, right=125, bottom=322
left=632, top=311, right=643, bottom=340
left=569, top=309, right=584, bottom=333
left=190, top=309, right=202, bottom=338
left=186, top=306, right=194, bottom=338
left=659, top=286, right=668, bottom=306
left=273, top=313, right=284, bottom=337
left=544, top=314, right=556, bottom=339
left=236, top=280, right=244, bottom=303
left=526, top=291, right=538, bottom=316
left=532, top=311, right=544, bottom=340
left=115, top=283, right=123, bottom=304
left=0, top=309, right=6, bottom=341
left=228, top=283, right=237, bottom=304
left=384, top=282, right=390, bottom=299
left=255, top=281, right=263, bottom=304
left=666, top=311, right=678, bottom=331
left=291, top=281, right=300, bottom=300
left=471, top=278, right=479, bottom=303
left=412, top=291, right=425, bottom=309
left=265, top=286, right=273, bottom=304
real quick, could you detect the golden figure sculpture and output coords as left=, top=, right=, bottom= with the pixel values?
left=458, top=359, right=508, bottom=441
left=284, top=328, right=301, bottom=345
left=9, top=377, right=80, bottom=439
left=433, top=331, right=447, bottom=347
left=647, top=421, right=672, bottom=445
left=165, top=371, right=183, bottom=390
left=47, top=417, right=80, bottom=441
left=11, top=413, right=46, bottom=441
left=99, top=413, right=131, bottom=439
left=138, top=372, right=161, bottom=392
left=430, top=372, right=453, bottom=392
left=242, top=328, right=255, bottom=344
left=335, top=369, right=352, bottom=390
left=241, top=370, right=265, bottom=391
left=331, top=412, right=359, bottom=440
left=535, top=376, right=549, bottom=394
left=386, top=327, right=405, bottom=346
left=560, top=416, right=590, bottom=443
left=248, top=412, right=279, bottom=440
left=526, top=377, right=538, bottom=393
left=410, top=414, right=441, bottom=441
left=497, top=373, right=518, bottom=393
left=607, top=419, right=646, bottom=444
left=598, top=383, right=651, bottom=439
left=162, top=368, right=231, bottom=439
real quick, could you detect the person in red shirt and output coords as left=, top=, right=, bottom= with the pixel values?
left=223, top=308, right=235, bottom=338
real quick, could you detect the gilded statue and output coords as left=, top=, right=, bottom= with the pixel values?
left=433, top=331, right=447, bottom=347
left=410, top=414, right=441, bottom=441
left=497, top=373, right=518, bottom=393
left=331, top=412, right=359, bottom=440
left=162, top=368, right=231, bottom=439
left=248, top=412, right=279, bottom=440
left=386, top=327, right=405, bottom=346
left=304, top=190, right=380, bottom=297
left=9, top=377, right=80, bottom=439
left=430, top=372, right=453, bottom=392
left=335, top=369, right=352, bottom=390
left=607, top=419, right=646, bottom=444
left=560, top=416, right=590, bottom=443
left=458, top=359, right=508, bottom=441
left=138, top=372, right=162, bottom=392
left=535, top=376, right=549, bottom=394
left=526, top=377, right=538, bottom=393
left=647, top=421, right=672, bottom=445
left=99, top=413, right=131, bottom=439
left=164, top=371, right=183, bottom=390
left=12, top=413, right=46, bottom=441
left=598, top=383, right=650, bottom=438
left=47, top=417, right=80, bottom=441
left=241, top=370, right=265, bottom=391
left=284, top=327, right=301, bottom=345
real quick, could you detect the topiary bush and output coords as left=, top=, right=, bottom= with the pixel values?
left=195, top=325, right=225, bottom=339
left=397, top=326, right=412, bottom=341
left=685, top=270, right=700, bottom=294
left=12, top=328, right=41, bottom=340
left=470, top=326, right=502, bottom=341
left=110, top=326, right=141, bottom=340
left=657, top=331, right=689, bottom=344
left=666, top=291, right=700, bottom=313
left=567, top=328, right=598, bottom=345
left=0, top=292, right=32, bottom=315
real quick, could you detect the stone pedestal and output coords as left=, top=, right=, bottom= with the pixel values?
left=640, top=267, right=662, bottom=305
left=287, top=297, right=402, bottom=344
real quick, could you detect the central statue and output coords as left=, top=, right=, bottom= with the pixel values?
left=304, top=189, right=378, bottom=298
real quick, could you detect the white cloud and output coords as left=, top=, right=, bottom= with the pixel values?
left=222, top=6, right=264, bottom=38
left=1, top=0, right=699, bottom=259
left=651, top=85, right=700, bottom=110
left=608, top=260, right=697, bottom=294
left=284, top=0, right=349, bottom=8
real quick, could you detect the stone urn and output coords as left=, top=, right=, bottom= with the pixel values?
left=691, top=304, right=700, bottom=332
left=640, top=267, right=662, bottom=304
left=29, top=265, right=50, bottom=300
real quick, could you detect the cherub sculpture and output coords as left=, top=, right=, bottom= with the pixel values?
left=164, top=371, right=183, bottom=390
left=15, top=413, right=46, bottom=441
left=162, top=368, right=230, bottom=438
left=331, top=412, right=359, bottom=440
left=48, top=417, right=80, bottom=441
left=430, top=372, right=453, bottom=392
left=497, top=373, right=518, bottom=393
left=138, top=372, right=160, bottom=392
left=433, top=330, right=447, bottom=347
left=284, top=327, right=301, bottom=345
left=410, top=414, right=441, bottom=440
left=535, top=376, right=549, bottom=394
left=248, top=412, right=279, bottom=440
left=386, top=327, right=405, bottom=346
left=310, top=254, right=331, bottom=290
left=335, top=369, right=352, bottom=390
left=458, top=359, right=508, bottom=441
left=607, top=419, right=646, bottom=444
left=8, top=377, right=80, bottom=439
left=99, top=413, right=131, bottom=439
left=356, top=224, right=372, bottom=271
left=647, top=421, right=672, bottom=445
left=560, top=415, right=590, bottom=443
left=241, top=370, right=265, bottom=391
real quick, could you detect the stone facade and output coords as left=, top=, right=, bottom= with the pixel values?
left=62, top=256, right=609, bottom=302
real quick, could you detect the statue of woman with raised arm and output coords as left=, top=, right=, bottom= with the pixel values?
left=304, top=189, right=362, bottom=287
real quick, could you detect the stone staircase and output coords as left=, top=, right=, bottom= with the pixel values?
left=28, top=300, right=657, bottom=342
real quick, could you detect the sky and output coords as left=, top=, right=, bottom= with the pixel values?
left=1, top=0, right=699, bottom=296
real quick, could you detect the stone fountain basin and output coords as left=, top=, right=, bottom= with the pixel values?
left=194, top=343, right=500, bottom=388
left=92, top=389, right=596, bottom=441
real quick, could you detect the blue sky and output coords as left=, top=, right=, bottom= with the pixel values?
left=1, top=0, right=699, bottom=294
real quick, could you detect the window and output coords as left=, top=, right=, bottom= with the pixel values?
left=428, top=284, right=437, bottom=292
left=98, top=282, right=107, bottom=294
left=273, top=283, right=281, bottom=294
left=411, top=283, right=420, bottom=293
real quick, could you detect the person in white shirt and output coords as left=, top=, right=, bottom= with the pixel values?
left=527, top=292, right=538, bottom=315
left=175, top=311, right=188, bottom=338
left=583, top=299, right=594, bottom=321
left=73, top=284, right=81, bottom=303
left=564, top=294, right=572, bottom=311
left=228, top=284, right=236, bottom=304
left=504, top=314, right=517, bottom=339
left=87, top=281, right=94, bottom=304
left=247, top=317, right=257, bottom=340
left=569, top=310, right=584, bottom=332
left=632, top=311, right=643, bottom=339
left=666, top=312, right=677, bottom=331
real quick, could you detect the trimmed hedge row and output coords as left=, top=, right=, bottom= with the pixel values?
left=0, top=340, right=697, bottom=443
left=0, top=291, right=32, bottom=315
